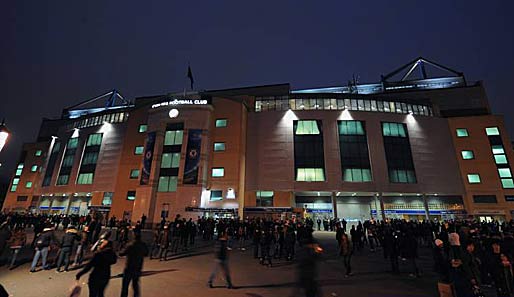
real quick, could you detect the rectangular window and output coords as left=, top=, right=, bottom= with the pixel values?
left=473, top=195, right=497, bottom=203
left=382, top=122, right=416, bottom=183
left=102, top=192, right=113, bottom=206
left=25, top=181, right=33, bottom=188
left=15, top=164, right=24, bottom=176
left=10, top=177, right=19, bottom=192
left=502, top=179, right=514, bottom=188
left=215, top=119, right=228, bottom=128
left=505, top=196, right=514, bottom=202
left=77, top=173, right=94, bottom=184
left=127, top=191, right=136, bottom=201
left=296, top=168, right=325, bottom=182
left=212, top=168, right=225, bottom=177
left=134, top=146, right=144, bottom=155
left=17, top=196, right=28, bottom=202
left=56, top=175, right=69, bottom=185
left=494, top=155, right=508, bottom=164
left=210, top=190, right=223, bottom=201
left=256, top=191, right=274, bottom=207
left=164, top=130, right=184, bottom=145
left=35, top=150, right=42, bottom=156
left=338, top=121, right=372, bottom=182
left=456, top=128, right=469, bottom=137
left=138, top=124, right=147, bottom=133
left=214, top=142, right=226, bottom=151
left=499, top=168, right=512, bottom=178
left=467, top=174, right=481, bottom=184
left=130, top=169, right=140, bottom=179
left=294, top=120, right=325, bottom=182
left=461, top=150, right=474, bottom=160
left=486, top=127, right=500, bottom=136
left=31, top=165, right=38, bottom=172
left=295, top=120, right=320, bottom=135
left=86, top=133, right=103, bottom=146
left=492, top=145, right=505, bottom=154
left=81, top=152, right=98, bottom=165
left=157, top=176, right=178, bottom=192
left=160, top=153, right=180, bottom=168
left=43, top=141, right=61, bottom=186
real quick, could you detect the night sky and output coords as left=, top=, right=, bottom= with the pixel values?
left=1, top=1, right=514, bottom=182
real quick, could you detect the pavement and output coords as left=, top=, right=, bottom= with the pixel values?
left=0, top=231, right=441, bottom=297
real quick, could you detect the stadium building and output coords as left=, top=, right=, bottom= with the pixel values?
left=3, top=57, right=514, bottom=224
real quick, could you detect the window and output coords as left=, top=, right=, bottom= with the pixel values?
left=467, top=174, right=481, bottom=184
left=81, top=152, right=98, bottom=165
left=296, top=168, right=325, bottom=182
left=456, top=128, right=469, bottom=137
left=164, top=130, right=183, bottom=145
left=505, top=196, right=514, bottom=202
left=473, top=195, right=497, bottom=203
left=295, top=120, right=320, bottom=135
left=214, top=142, right=226, bottom=151
left=256, top=191, right=274, bottom=207
left=494, top=155, right=508, bottom=164
left=130, top=169, right=140, bottom=179
left=86, top=133, right=103, bottom=146
left=215, top=119, right=227, bottom=128
left=102, top=192, right=113, bottom=206
left=56, top=175, right=69, bottom=185
left=210, top=190, right=223, bottom=201
left=382, top=122, right=407, bottom=137
left=461, top=150, right=474, bottom=160
left=486, top=127, right=500, bottom=136
left=17, top=196, right=28, bottom=202
left=501, top=179, right=514, bottom=189
left=338, top=121, right=372, bottom=182
left=157, top=176, right=178, bottom=192
left=382, top=122, right=416, bottom=184
left=492, top=145, right=505, bottom=154
left=10, top=178, right=19, bottom=192
left=134, top=146, right=144, bottom=155
left=77, top=173, right=94, bottom=184
left=161, top=153, right=180, bottom=168
left=25, top=181, right=33, bottom=188
left=344, top=168, right=372, bottom=182
left=499, top=168, right=512, bottom=178
left=31, top=165, right=38, bottom=172
left=138, top=124, right=147, bottom=133
left=212, top=168, right=225, bottom=177
left=35, top=150, right=42, bottom=156
left=15, top=164, right=24, bottom=176
left=127, top=191, right=136, bottom=201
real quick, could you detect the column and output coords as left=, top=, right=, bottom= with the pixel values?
left=422, top=194, right=430, bottom=221
left=378, top=192, right=386, bottom=221
left=331, top=191, right=338, bottom=219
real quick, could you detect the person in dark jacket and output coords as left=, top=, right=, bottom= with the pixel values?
left=119, top=233, right=149, bottom=297
left=208, top=231, right=233, bottom=289
left=8, top=225, right=26, bottom=269
left=76, top=240, right=117, bottom=297
left=56, top=226, right=80, bottom=272
left=30, top=227, right=56, bottom=272
left=433, top=239, right=450, bottom=282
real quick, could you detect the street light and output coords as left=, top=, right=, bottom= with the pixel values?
left=0, top=119, right=11, bottom=153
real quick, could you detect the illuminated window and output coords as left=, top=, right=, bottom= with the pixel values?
left=256, top=191, right=274, bottom=207
left=461, top=150, right=474, bottom=160
left=15, top=164, right=24, bottom=176
left=161, top=153, right=180, bottom=168
left=214, top=142, right=225, bottom=151
left=138, top=124, right=147, bottom=133
left=456, top=128, right=468, bottom=137
left=56, top=175, right=69, bottom=185
left=102, top=192, right=113, bottom=205
left=296, top=168, right=325, bottom=182
left=35, top=150, right=42, bottom=157
left=499, top=168, right=512, bottom=178
left=134, top=146, right=144, bottom=155
left=210, top=190, right=223, bottom=201
left=344, top=168, right=372, bottom=182
left=215, top=119, right=228, bottom=128
left=25, top=181, right=33, bottom=188
left=295, top=120, right=320, bottom=135
left=157, top=176, right=177, bottom=192
left=212, top=168, right=225, bottom=177
left=492, top=145, right=505, bottom=154
left=81, top=152, right=98, bottom=165
left=10, top=178, right=19, bottom=192
left=164, top=130, right=183, bottom=145
left=501, top=179, right=514, bottom=189
left=467, top=174, right=481, bottom=184
left=77, top=173, right=94, bottom=184
left=86, top=133, right=103, bottom=146
left=486, top=127, right=500, bottom=136
left=31, top=165, right=38, bottom=172
left=494, top=155, right=508, bottom=164
left=127, top=191, right=136, bottom=201
left=382, top=122, right=407, bottom=137
left=130, top=169, right=140, bottom=179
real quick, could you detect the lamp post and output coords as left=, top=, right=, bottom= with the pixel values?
left=0, top=119, right=10, bottom=153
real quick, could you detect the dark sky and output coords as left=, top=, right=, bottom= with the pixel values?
left=1, top=1, right=514, bottom=181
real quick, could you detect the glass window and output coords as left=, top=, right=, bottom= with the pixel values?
left=157, top=176, right=178, bottom=192
left=214, top=142, right=226, bottom=151
left=505, top=195, right=514, bottom=202
left=77, top=173, right=94, bottom=184
left=473, top=195, right=497, bottom=203
left=212, top=168, right=225, bottom=177
left=31, top=165, right=38, bottom=172
left=210, top=190, right=223, bottom=201
left=102, top=192, right=113, bottom=206
left=171, top=153, right=180, bottom=168
left=56, top=175, right=69, bottom=185
left=492, top=145, right=505, bottom=155
left=461, top=150, right=474, bottom=160
left=15, top=164, right=24, bottom=176
left=295, top=120, right=320, bottom=135
left=86, top=133, right=103, bottom=146
left=12, top=178, right=19, bottom=185
left=256, top=191, right=274, bottom=207
left=467, top=174, right=481, bottom=184
left=296, top=168, right=325, bottom=182
left=81, top=152, right=98, bottom=165
left=338, top=120, right=365, bottom=135
left=134, top=146, right=144, bottom=155
left=456, top=128, right=468, bottom=137
left=344, top=169, right=372, bottom=182
left=138, top=124, right=147, bottom=133
left=215, top=119, right=228, bottom=127
left=382, top=122, right=407, bottom=138
left=35, top=150, right=42, bottom=157
left=130, top=169, right=140, bottom=179
left=161, top=153, right=172, bottom=168
left=486, top=127, right=500, bottom=136
left=502, top=179, right=514, bottom=189
left=127, top=191, right=136, bottom=201
left=499, top=168, right=512, bottom=178
left=494, top=155, right=508, bottom=164
left=164, top=130, right=183, bottom=145
left=25, top=181, right=33, bottom=188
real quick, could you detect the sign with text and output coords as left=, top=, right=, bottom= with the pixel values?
left=151, top=98, right=210, bottom=109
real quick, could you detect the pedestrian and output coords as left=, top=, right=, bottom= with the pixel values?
left=8, top=225, right=26, bottom=269
left=74, top=227, right=89, bottom=267
left=56, top=225, right=80, bottom=272
left=119, top=232, right=149, bottom=297
left=433, top=239, right=450, bottom=283
left=208, top=231, right=233, bottom=289
left=158, top=225, right=170, bottom=261
left=30, top=226, right=56, bottom=272
left=76, top=240, right=117, bottom=297
left=0, top=222, right=11, bottom=264
left=340, top=232, right=353, bottom=277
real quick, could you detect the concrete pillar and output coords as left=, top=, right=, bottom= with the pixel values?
left=422, top=194, right=430, bottom=221
left=331, top=192, right=338, bottom=219
left=378, top=193, right=386, bottom=221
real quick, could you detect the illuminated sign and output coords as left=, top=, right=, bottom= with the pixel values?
left=152, top=99, right=209, bottom=109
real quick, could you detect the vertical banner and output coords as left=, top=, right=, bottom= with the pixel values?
left=140, top=131, right=156, bottom=185
left=183, top=129, right=202, bottom=184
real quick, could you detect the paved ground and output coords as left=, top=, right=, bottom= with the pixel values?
left=0, top=231, right=441, bottom=297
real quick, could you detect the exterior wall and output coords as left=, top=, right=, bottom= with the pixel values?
left=448, top=115, right=514, bottom=219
